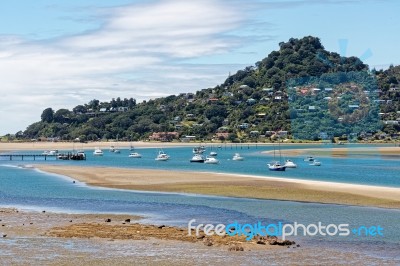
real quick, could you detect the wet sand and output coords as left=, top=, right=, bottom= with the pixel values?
left=0, top=208, right=284, bottom=265
left=36, top=165, right=400, bottom=209
left=1, top=208, right=396, bottom=265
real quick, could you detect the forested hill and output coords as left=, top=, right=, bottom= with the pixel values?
left=21, top=36, right=400, bottom=142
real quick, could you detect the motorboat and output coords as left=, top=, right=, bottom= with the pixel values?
left=303, top=156, right=315, bottom=162
left=190, top=154, right=205, bottom=163
left=209, top=151, right=218, bottom=156
left=93, top=148, right=104, bottom=156
left=193, top=145, right=206, bottom=154
left=204, top=157, right=219, bottom=164
left=113, top=149, right=121, bottom=154
left=232, top=153, right=244, bottom=161
left=310, top=160, right=322, bottom=166
left=129, top=152, right=142, bottom=158
left=155, top=150, right=169, bottom=161
left=267, top=162, right=286, bottom=171
left=42, top=150, right=58, bottom=156
left=284, top=159, right=297, bottom=168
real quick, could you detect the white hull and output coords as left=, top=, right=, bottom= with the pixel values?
left=93, top=148, right=103, bottom=156
left=232, top=153, right=244, bottom=161
left=204, top=157, right=219, bottom=164
left=284, top=160, right=297, bottom=168
left=129, top=153, right=142, bottom=158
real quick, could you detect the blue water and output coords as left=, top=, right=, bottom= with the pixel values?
left=0, top=144, right=400, bottom=261
left=5, top=144, right=398, bottom=187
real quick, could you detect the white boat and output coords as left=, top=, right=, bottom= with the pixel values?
left=129, top=152, right=142, bottom=158
left=303, top=156, right=315, bottom=162
left=93, top=148, right=103, bottom=156
left=42, top=150, right=58, bottom=156
left=209, top=151, right=218, bottom=156
left=155, top=150, right=169, bottom=161
left=268, top=140, right=285, bottom=171
left=232, top=153, right=244, bottom=161
left=267, top=162, right=286, bottom=171
left=204, top=157, right=219, bottom=164
left=113, top=149, right=121, bottom=154
left=193, top=145, right=206, bottom=154
left=77, top=151, right=86, bottom=157
left=109, top=146, right=115, bottom=152
left=190, top=154, right=205, bottom=163
left=284, top=159, right=297, bottom=168
left=310, top=160, right=322, bottom=166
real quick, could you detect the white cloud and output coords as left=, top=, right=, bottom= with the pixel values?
left=0, top=0, right=253, bottom=134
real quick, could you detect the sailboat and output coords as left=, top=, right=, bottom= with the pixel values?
left=267, top=139, right=286, bottom=171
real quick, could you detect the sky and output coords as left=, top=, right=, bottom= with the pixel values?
left=0, top=0, right=399, bottom=135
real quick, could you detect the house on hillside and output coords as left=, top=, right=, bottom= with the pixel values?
left=149, top=132, right=179, bottom=141
left=117, top=107, right=128, bottom=112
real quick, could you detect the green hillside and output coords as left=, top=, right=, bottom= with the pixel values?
left=21, top=36, right=400, bottom=142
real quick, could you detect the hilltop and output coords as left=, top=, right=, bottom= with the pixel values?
left=19, top=36, right=399, bottom=142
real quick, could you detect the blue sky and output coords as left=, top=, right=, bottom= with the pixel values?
left=0, top=0, right=399, bottom=134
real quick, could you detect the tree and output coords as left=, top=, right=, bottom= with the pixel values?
left=54, top=109, right=71, bottom=123
left=41, top=108, right=54, bottom=123
left=73, top=105, right=87, bottom=114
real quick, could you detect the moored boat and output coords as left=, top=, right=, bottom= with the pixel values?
left=190, top=154, right=205, bottom=163
left=93, top=148, right=103, bottom=156
left=267, top=162, right=286, bottom=171
left=232, top=153, right=244, bottom=161
left=304, top=156, right=315, bottom=162
left=204, top=157, right=219, bottom=164
left=155, top=150, right=169, bottom=161
left=284, top=159, right=297, bottom=168
left=310, top=160, right=322, bottom=166
left=193, top=145, right=206, bottom=154
left=129, top=152, right=142, bottom=158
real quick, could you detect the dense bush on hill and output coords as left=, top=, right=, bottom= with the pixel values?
left=22, top=36, right=399, bottom=142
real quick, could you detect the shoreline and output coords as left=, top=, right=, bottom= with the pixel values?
left=35, top=165, right=400, bottom=209
left=0, top=141, right=277, bottom=153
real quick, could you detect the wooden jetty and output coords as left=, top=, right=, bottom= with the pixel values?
left=0, top=152, right=86, bottom=161
left=0, top=154, right=57, bottom=161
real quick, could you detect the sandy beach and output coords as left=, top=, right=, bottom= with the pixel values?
left=36, top=165, right=400, bottom=209
left=0, top=141, right=274, bottom=153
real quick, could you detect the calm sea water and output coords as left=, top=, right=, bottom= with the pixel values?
left=5, top=144, right=398, bottom=187
left=0, top=144, right=399, bottom=262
